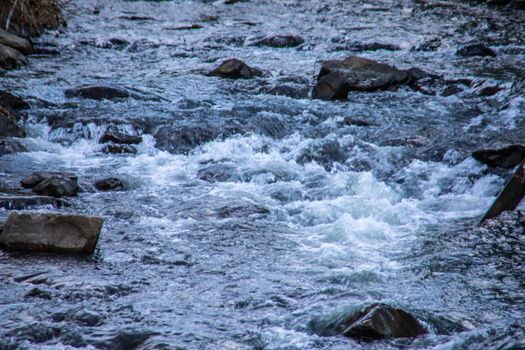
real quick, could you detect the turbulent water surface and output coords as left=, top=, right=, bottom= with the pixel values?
left=1, top=0, right=525, bottom=349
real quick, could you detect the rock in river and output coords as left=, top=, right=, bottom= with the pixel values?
left=0, top=106, right=25, bottom=137
left=472, top=145, right=525, bottom=168
left=0, top=28, right=33, bottom=55
left=64, top=85, right=130, bottom=100
left=207, top=58, right=262, bottom=79
left=0, top=43, right=27, bottom=69
left=94, top=177, right=124, bottom=191
left=0, top=212, right=103, bottom=254
left=251, top=34, right=304, bottom=48
left=99, top=130, right=142, bottom=145
left=0, top=90, right=30, bottom=112
left=312, top=56, right=409, bottom=100
left=21, top=172, right=79, bottom=198
left=312, top=303, right=427, bottom=341
left=457, top=44, right=497, bottom=57
left=0, top=138, right=26, bottom=156
left=102, top=144, right=137, bottom=154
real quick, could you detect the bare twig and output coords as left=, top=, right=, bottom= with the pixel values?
left=5, top=0, right=19, bottom=31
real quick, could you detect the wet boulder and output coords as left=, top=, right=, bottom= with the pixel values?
left=472, top=145, right=525, bottom=168
left=341, top=304, right=427, bottom=340
left=102, top=144, right=137, bottom=154
left=153, top=124, right=220, bottom=154
left=251, top=34, right=304, bottom=48
left=94, top=177, right=124, bottom=191
left=0, top=138, right=26, bottom=156
left=64, top=85, right=130, bottom=100
left=312, top=56, right=409, bottom=100
left=0, top=43, right=27, bottom=69
left=0, top=212, right=103, bottom=254
left=207, top=58, right=262, bottom=79
left=297, top=139, right=347, bottom=171
left=0, top=106, right=25, bottom=137
left=21, top=172, right=79, bottom=198
left=312, top=303, right=427, bottom=341
left=457, top=44, right=496, bottom=57
left=0, top=90, right=30, bottom=112
left=99, top=131, right=142, bottom=145
left=0, top=29, right=32, bottom=55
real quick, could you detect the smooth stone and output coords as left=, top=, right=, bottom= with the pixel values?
left=0, top=90, right=30, bottom=112
left=457, top=44, right=497, bottom=57
left=207, top=58, right=262, bottom=79
left=32, top=177, right=79, bottom=198
left=99, top=131, right=142, bottom=145
left=0, top=106, right=25, bottom=137
left=0, top=212, right=103, bottom=254
left=251, top=34, right=304, bottom=48
left=94, top=177, right=124, bottom=191
left=64, top=85, right=130, bottom=100
left=0, top=43, right=27, bottom=69
left=21, top=172, right=78, bottom=189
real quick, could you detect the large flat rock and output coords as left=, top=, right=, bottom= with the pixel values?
left=0, top=212, right=103, bottom=254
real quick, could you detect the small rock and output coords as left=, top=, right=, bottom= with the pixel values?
left=170, top=24, right=204, bottom=30
left=0, top=106, right=25, bottom=137
left=32, top=177, right=79, bottom=198
left=154, top=125, right=219, bottom=154
left=0, top=43, right=27, bottom=69
left=412, top=37, right=442, bottom=52
left=472, top=145, right=525, bottom=168
left=251, top=34, right=304, bottom=48
left=21, top=172, right=77, bottom=189
left=0, top=28, right=32, bottom=55
left=338, top=117, right=374, bottom=127
left=64, top=85, right=130, bottom=100
left=207, top=58, right=262, bottom=79
left=99, top=131, right=142, bottom=145
left=0, top=90, right=30, bottom=112
left=441, top=84, right=463, bottom=96
left=457, top=44, right=496, bottom=57
left=0, top=138, right=26, bottom=155
left=197, top=163, right=239, bottom=182
left=102, top=144, right=137, bottom=154
left=312, top=56, right=409, bottom=100
left=94, top=177, right=124, bottom=191
left=119, top=15, right=155, bottom=21
left=261, top=85, right=309, bottom=99
left=0, top=212, right=104, bottom=254
left=348, top=42, right=400, bottom=51
left=478, top=85, right=502, bottom=96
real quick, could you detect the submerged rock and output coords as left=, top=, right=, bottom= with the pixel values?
left=207, top=58, right=262, bottom=79
left=0, top=43, right=27, bottom=69
left=197, top=163, right=239, bottom=182
left=457, top=44, right=497, bottom=57
left=0, top=196, right=68, bottom=210
left=297, top=139, right=347, bottom=170
left=312, top=303, right=427, bottom=341
left=21, top=172, right=79, bottom=198
left=251, top=34, right=304, bottom=48
left=154, top=124, right=219, bottom=154
left=312, top=56, right=409, bottom=100
left=480, top=160, right=525, bottom=224
left=0, top=29, right=32, bottom=55
left=472, top=145, right=525, bottom=168
left=0, top=212, right=103, bottom=254
left=102, top=144, right=137, bottom=154
left=0, top=106, right=25, bottom=137
left=0, top=138, right=26, bottom=155
left=99, top=131, right=142, bottom=145
left=94, top=177, right=124, bottom=191
left=64, top=85, right=130, bottom=100
left=0, top=90, right=30, bottom=112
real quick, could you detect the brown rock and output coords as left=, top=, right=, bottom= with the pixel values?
left=0, top=106, right=25, bottom=137
left=0, top=28, right=32, bottom=55
left=472, top=145, right=525, bottom=168
left=0, top=43, right=27, bottom=69
left=207, top=58, right=262, bottom=79
left=0, top=212, right=103, bottom=254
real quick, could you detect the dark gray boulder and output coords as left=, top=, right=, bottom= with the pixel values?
left=0, top=90, right=30, bottom=112
left=0, top=43, right=27, bottom=69
left=0, top=106, right=25, bottom=137
left=94, top=177, right=124, bottom=191
left=21, top=172, right=77, bottom=189
left=64, top=85, right=130, bottom=100
left=251, top=34, right=304, bottom=48
left=472, top=145, right=525, bottom=168
left=32, top=177, right=79, bottom=198
left=311, top=303, right=427, bottom=341
left=197, top=163, right=239, bottom=182
left=312, top=56, right=409, bottom=100
left=0, top=212, right=103, bottom=254
left=207, top=58, right=262, bottom=79
left=457, top=44, right=496, bottom=57
left=99, top=131, right=142, bottom=145
left=154, top=125, right=219, bottom=154
left=0, top=29, right=32, bottom=55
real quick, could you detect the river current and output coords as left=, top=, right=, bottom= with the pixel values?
left=1, top=0, right=524, bottom=349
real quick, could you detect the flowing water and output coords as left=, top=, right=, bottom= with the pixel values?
left=1, top=0, right=525, bottom=349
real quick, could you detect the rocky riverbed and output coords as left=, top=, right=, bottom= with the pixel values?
left=1, top=0, right=525, bottom=349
